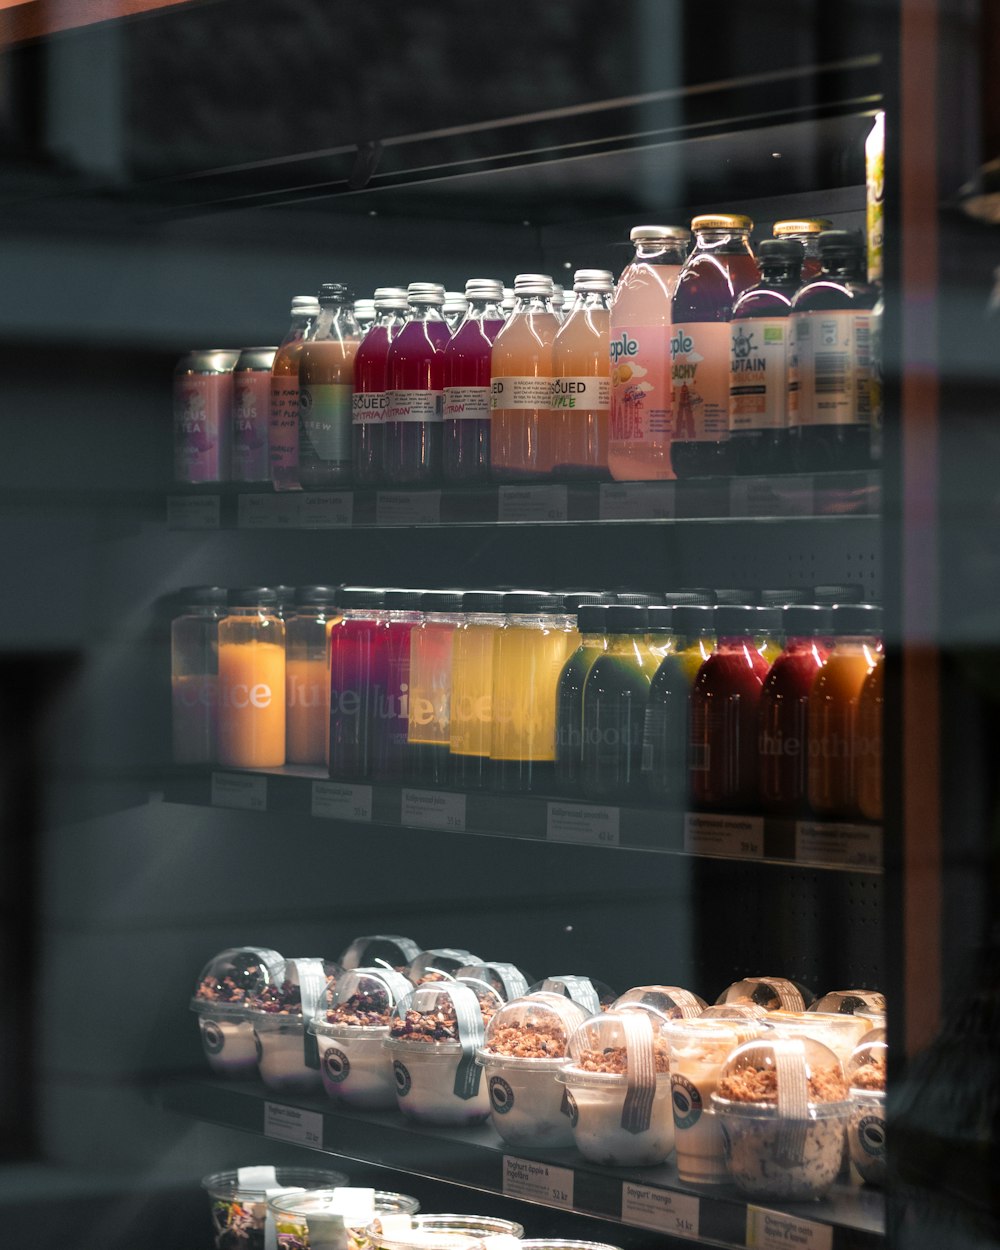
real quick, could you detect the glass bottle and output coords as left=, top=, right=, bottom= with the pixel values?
left=372, top=588, right=425, bottom=782
left=384, top=283, right=450, bottom=485
left=772, top=218, right=831, bottom=281
left=297, top=283, right=361, bottom=489
left=449, top=589, right=506, bottom=789
left=555, top=602, right=609, bottom=795
left=353, top=298, right=376, bottom=334
left=442, top=291, right=469, bottom=332
left=329, top=586, right=388, bottom=780
left=442, top=279, right=506, bottom=484
left=217, top=587, right=286, bottom=769
left=353, top=287, right=409, bottom=487
left=670, top=214, right=760, bottom=479
left=171, top=586, right=227, bottom=765
left=269, top=296, right=319, bottom=491
left=552, top=268, right=614, bottom=479
left=406, top=589, right=465, bottom=785
left=285, top=585, right=341, bottom=767
left=857, top=651, right=884, bottom=822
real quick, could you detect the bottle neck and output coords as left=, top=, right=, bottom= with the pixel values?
left=759, top=264, right=803, bottom=287
left=467, top=296, right=505, bottom=322
left=821, top=256, right=866, bottom=280
left=407, top=301, right=446, bottom=323
left=693, top=228, right=754, bottom=255
left=376, top=306, right=408, bottom=329
left=633, top=240, right=687, bottom=265
left=570, top=289, right=613, bottom=313
left=513, top=293, right=555, bottom=316
left=315, top=302, right=360, bottom=340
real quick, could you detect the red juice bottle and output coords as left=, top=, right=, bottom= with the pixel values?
left=353, top=287, right=409, bottom=487
left=442, top=279, right=506, bottom=484
left=757, top=604, right=832, bottom=817
left=328, top=586, right=387, bottom=780
left=670, top=214, right=760, bottom=479
left=772, top=218, right=830, bottom=281
left=689, top=605, right=771, bottom=810
left=372, top=588, right=425, bottom=781
left=384, top=283, right=450, bottom=485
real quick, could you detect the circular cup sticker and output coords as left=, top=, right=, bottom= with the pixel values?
left=671, top=1074, right=703, bottom=1129
left=859, top=1114, right=886, bottom=1158
left=322, top=1046, right=351, bottom=1084
left=560, top=1087, right=578, bottom=1128
left=201, top=1020, right=224, bottom=1056
left=254, top=1030, right=263, bottom=1063
left=393, top=1060, right=412, bottom=1097
left=489, top=1075, right=515, bottom=1114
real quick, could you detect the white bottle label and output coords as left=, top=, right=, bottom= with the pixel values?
left=443, top=385, right=491, bottom=421
left=385, top=389, right=444, bottom=423
left=671, top=322, right=732, bottom=442
left=491, top=376, right=553, bottom=410
left=789, top=310, right=872, bottom=428
left=729, top=319, right=789, bottom=432
left=352, top=391, right=389, bottom=425
left=551, top=376, right=610, bottom=411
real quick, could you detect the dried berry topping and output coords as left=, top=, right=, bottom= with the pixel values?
left=487, top=1021, right=569, bottom=1059
left=718, top=1063, right=848, bottom=1104
left=326, top=989, right=393, bottom=1028
left=196, top=975, right=250, bottom=1004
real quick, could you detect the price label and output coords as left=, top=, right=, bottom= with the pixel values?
left=211, top=772, right=267, bottom=811
left=312, top=781, right=373, bottom=822
left=237, top=493, right=303, bottom=528
left=546, top=802, right=620, bottom=847
left=502, top=1156, right=574, bottom=1209
left=376, top=491, right=441, bottom=526
left=498, top=485, right=569, bottom=523
left=796, top=821, right=883, bottom=869
left=747, top=1207, right=833, bottom=1250
left=166, top=494, right=221, bottom=529
left=730, top=475, right=815, bottom=518
left=300, top=492, right=354, bottom=528
left=401, top=789, right=466, bottom=832
left=263, top=1102, right=323, bottom=1148
left=621, top=1183, right=699, bottom=1239
left=599, top=482, right=675, bottom=520
left=684, top=812, right=764, bottom=859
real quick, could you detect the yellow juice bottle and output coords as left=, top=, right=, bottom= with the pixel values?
left=551, top=269, right=614, bottom=478
left=285, top=586, right=341, bottom=767
left=449, top=590, right=506, bottom=789
left=218, top=588, right=286, bottom=769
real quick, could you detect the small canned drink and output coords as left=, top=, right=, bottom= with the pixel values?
left=232, top=347, right=278, bottom=483
left=174, top=349, right=239, bottom=483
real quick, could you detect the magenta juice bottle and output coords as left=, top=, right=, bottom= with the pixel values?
left=328, top=586, right=387, bottom=780
left=372, top=588, right=425, bottom=781
left=384, top=283, right=450, bottom=485
left=442, top=278, right=506, bottom=484
left=353, top=287, right=409, bottom=487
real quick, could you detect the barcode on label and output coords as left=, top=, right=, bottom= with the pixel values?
left=815, top=352, right=848, bottom=394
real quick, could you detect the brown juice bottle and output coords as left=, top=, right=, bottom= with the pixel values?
left=856, top=651, right=884, bottom=821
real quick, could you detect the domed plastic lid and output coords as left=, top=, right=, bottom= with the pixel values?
left=387, top=982, right=490, bottom=1101
left=191, top=946, right=285, bottom=1016
left=666, top=1015, right=763, bottom=1060
left=369, top=1214, right=524, bottom=1250
left=846, top=1029, right=887, bottom=1093
left=269, top=1187, right=380, bottom=1236
left=700, top=1002, right=769, bottom=1021
left=202, top=1165, right=348, bottom=1202
left=810, top=989, right=886, bottom=1017
left=528, top=975, right=616, bottom=1015
left=713, top=1036, right=850, bottom=1117
left=562, top=1009, right=670, bottom=1133
left=763, top=1010, right=872, bottom=1061
left=614, top=985, right=707, bottom=1020
left=481, top=992, right=589, bottom=1061
left=407, top=948, right=480, bottom=984
left=340, top=934, right=422, bottom=971
left=456, top=962, right=531, bottom=1001
left=313, top=966, right=415, bottom=1032
left=245, top=957, right=341, bottom=1019
left=716, top=976, right=813, bottom=1012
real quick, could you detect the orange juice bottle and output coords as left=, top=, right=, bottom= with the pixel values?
left=490, top=274, right=560, bottom=480
left=807, top=604, right=882, bottom=819
left=551, top=269, right=614, bottom=478
left=285, top=586, right=341, bottom=767
left=856, top=651, right=884, bottom=821
left=218, top=587, right=286, bottom=769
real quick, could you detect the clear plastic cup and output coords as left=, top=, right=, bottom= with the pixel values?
left=763, top=1010, right=872, bottom=1067
left=190, top=946, right=285, bottom=1078
left=810, top=989, right=886, bottom=1032
left=366, top=1214, right=523, bottom=1250
left=247, top=957, right=342, bottom=1093
left=846, top=1028, right=887, bottom=1186
left=476, top=992, right=589, bottom=1147
left=270, top=1188, right=412, bottom=1250
left=614, top=984, right=706, bottom=1020
left=715, top=976, right=814, bottom=1012
left=349, top=1193, right=422, bottom=1250
left=202, top=1166, right=347, bottom=1250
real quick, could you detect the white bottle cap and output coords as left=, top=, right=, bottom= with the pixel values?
left=443, top=291, right=469, bottom=311
left=373, top=286, right=410, bottom=309
left=291, top=296, right=320, bottom=315
left=513, top=273, right=554, bottom=296
left=353, top=298, right=376, bottom=317
left=572, top=268, right=615, bottom=293
left=465, top=278, right=505, bottom=299
left=407, top=282, right=446, bottom=304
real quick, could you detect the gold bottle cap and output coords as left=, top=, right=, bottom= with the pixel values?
left=773, top=218, right=833, bottom=236
left=691, top=213, right=754, bottom=232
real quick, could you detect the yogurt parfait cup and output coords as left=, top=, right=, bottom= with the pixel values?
left=614, top=985, right=707, bottom=1021
left=712, top=1036, right=851, bottom=1200
left=558, top=1008, right=674, bottom=1167
left=310, top=967, right=414, bottom=1108
left=846, top=1029, right=887, bottom=1186
left=191, top=946, right=285, bottom=1078
left=249, top=957, right=342, bottom=1093
left=763, top=1011, right=872, bottom=1068
left=715, top=976, right=814, bottom=1013
left=528, top=975, right=616, bottom=1015
left=407, top=948, right=482, bottom=985
left=339, top=934, right=422, bottom=973
left=457, top=962, right=532, bottom=1002
left=476, top=992, right=589, bottom=1147
left=270, top=1188, right=399, bottom=1250
left=202, top=1166, right=348, bottom=1250
left=810, top=989, right=886, bottom=1032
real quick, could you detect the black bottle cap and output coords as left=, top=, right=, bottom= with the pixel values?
left=420, top=589, right=465, bottom=613
left=274, top=584, right=297, bottom=607
left=714, top=604, right=760, bottom=636
left=295, top=584, right=340, bottom=607
left=503, top=590, right=562, bottom=614
left=832, top=603, right=883, bottom=634
left=818, top=229, right=865, bottom=258
left=713, top=588, right=758, bottom=606
left=647, top=604, right=675, bottom=631
left=755, top=605, right=782, bottom=633
left=662, top=590, right=713, bottom=606
left=462, top=590, right=506, bottom=613
left=760, top=588, right=810, bottom=607
left=561, top=591, right=615, bottom=612
left=383, top=588, right=426, bottom=611
left=228, top=586, right=278, bottom=607
left=337, top=585, right=386, bottom=610
left=605, top=604, right=649, bottom=633
left=674, top=604, right=715, bottom=636
left=783, top=604, right=833, bottom=635
left=318, top=282, right=350, bottom=302
left=577, top=603, right=610, bottom=634
left=813, top=583, right=865, bottom=605
left=757, top=237, right=805, bottom=266
left=614, top=592, right=663, bottom=607
left=177, top=586, right=228, bottom=608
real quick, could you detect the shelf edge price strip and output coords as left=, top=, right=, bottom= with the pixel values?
left=546, top=802, right=620, bottom=846
left=746, top=1206, right=833, bottom=1250
left=502, top=1156, right=574, bottom=1210
left=312, top=781, right=373, bottom=822
left=683, top=812, right=764, bottom=859
left=211, top=772, right=267, bottom=811
left=621, top=1182, right=700, bottom=1240
left=400, top=788, right=467, bottom=832
left=263, top=1101, right=323, bottom=1148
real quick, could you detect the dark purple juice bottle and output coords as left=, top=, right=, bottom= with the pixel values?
left=443, top=279, right=506, bottom=484
left=353, top=287, right=408, bottom=487
left=329, top=586, right=387, bottom=780
left=383, top=283, right=450, bottom=485
left=371, top=588, right=425, bottom=781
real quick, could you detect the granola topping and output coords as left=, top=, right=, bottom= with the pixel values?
left=718, top=1063, right=848, bottom=1104
left=486, top=1021, right=568, bottom=1059
left=851, top=1057, right=887, bottom=1091
left=196, top=974, right=251, bottom=1004
left=575, top=1040, right=671, bottom=1074
left=326, top=989, right=393, bottom=1028
left=390, top=992, right=498, bottom=1043
left=248, top=979, right=305, bottom=1016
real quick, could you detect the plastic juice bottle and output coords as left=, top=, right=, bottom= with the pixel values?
left=328, top=586, right=387, bottom=780
left=788, top=230, right=878, bottom=473
left=689, top=605, right=772, bottom=811
left=552, top=268, right=614, bottom=479
left=285, top=585, right=341, bottom=767
left=491, top=590, right=568, bottom=792
left=555, top=603, right=609, bottom=794
left=449, top=589, right=506, bottom=788
left=670, top=214, right=760, bottom=479
left=353, top=287, right=409, bottom=487
left=372, top=588, right=425, bottom=781
left=559, top=591, right=614, bottom=661
left=442, top=278, right=506, bottom=485
left=232, top=347, right=278, bottom=484
left=443, top=291, right=469, bottom=332
left=755, top=605, right=784, bottom=665
left=807, top=603, right=882, bottom=819
left=608, top=225, right=690, bottom=481
left=757, top=604, right=832, bottom=817
left=772, top=219, right=831, bottom=281
left=217, top=587, right=286, bottom=769
left=582, top=605, right=655, bottom=803
left=383, top=283, right=450, bottom=485
left=171, top=586, right=227, bottom=765
left=297, top=283, right=361, bottom=489
left=645, top=603, right=679, bottom=662
left=270, top=296, right=320, bottom=491
left=641, top=603, right=716, bottom=803
left=490, top=273, right=560, bottom=480
left=728, top=238, right=804, bottom=476
left=354, top=298, right=376, bottom=333
left=406, top=589, right=464, bottom=785
left=856, top=651, right=884, bottom=822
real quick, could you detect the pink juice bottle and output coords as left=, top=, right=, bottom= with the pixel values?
left=372, top=588, right=425, bottom=781
left=442, top=278, right=506, bottom=484
left=328, top=586, right=388, bottom=780
left=353, top=287, right=409, bottom=487
left=384, top=283, right=450, bottom=485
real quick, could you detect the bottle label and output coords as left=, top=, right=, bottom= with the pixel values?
left=385, top=389, right=444, bottom=423
left=174, top=374, right=231, bottom=483
left=232, top=372, right=270, bottom=480
left=729, top=319, right=789, bottom=432
left=552, top=376, right=610, bottom=411
left=269, top=374, right=300, bottom=488
left=443, top=385, right=491, bottom=421
left=491, top=376, right=552, bottom=410
left=789, top=310, right=872, bottom=428
left=608, top=326, right=671, bottom=448
left=671, top=322, right=732, bottom=443
left=352, top=390, right=389, bottom=425
left=298, top=383, right=353, bottom=462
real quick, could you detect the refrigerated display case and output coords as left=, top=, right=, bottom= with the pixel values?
left=0, top=0, right=994, bottom=1247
